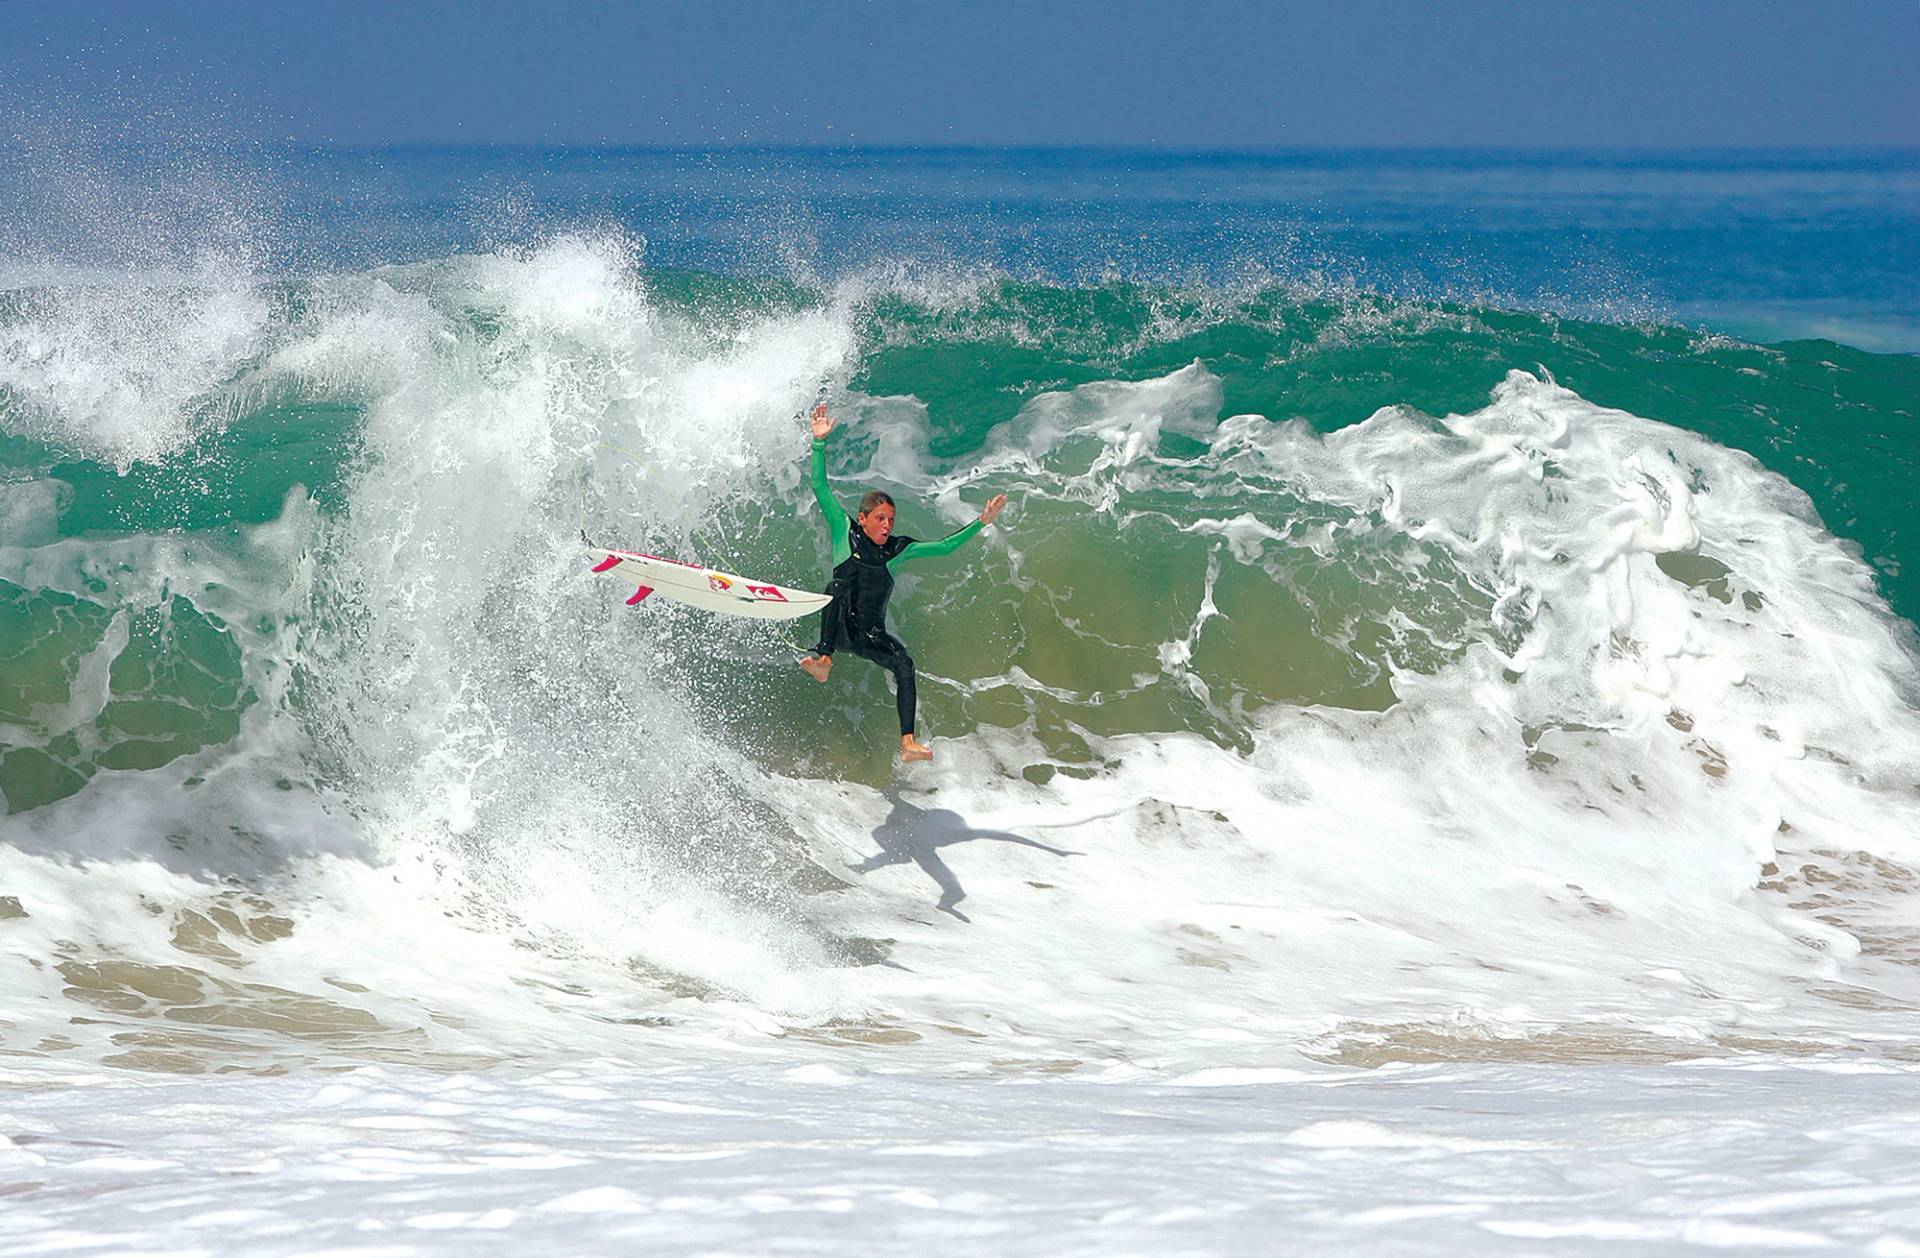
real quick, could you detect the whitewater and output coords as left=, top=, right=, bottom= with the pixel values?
left=4, top=148, right=1920, bottom=1253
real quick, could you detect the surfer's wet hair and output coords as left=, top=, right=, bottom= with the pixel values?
left=857, top=490, right=896, bottom=516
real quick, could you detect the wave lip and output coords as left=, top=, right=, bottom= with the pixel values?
left=0, top=253, right=271, bottom=468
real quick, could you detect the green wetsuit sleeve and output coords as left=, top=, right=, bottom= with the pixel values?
left=893, top=518, right=984, bottom=565
left=811, top=439, right=852, bottom=566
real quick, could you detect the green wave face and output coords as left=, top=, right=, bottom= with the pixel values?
left=2, top=262, right=1916, bottom=813
left=847, top=279, right=1917, bottom=609
left=2, top=231, right=1919, bottom=1075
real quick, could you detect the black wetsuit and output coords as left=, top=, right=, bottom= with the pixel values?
left=808, top=436, right=983, bottom=736
left=812, top=526, right=922, bottom=734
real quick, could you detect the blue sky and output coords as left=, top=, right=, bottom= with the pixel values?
left=2, top=0, right=1916, bottom=148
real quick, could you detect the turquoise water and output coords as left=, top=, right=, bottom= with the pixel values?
left=5, top=268, right=1915, bottom=809
left=2, top=146, right=1916, bottom=809
left=1, top=148, right=1918, bottom=1078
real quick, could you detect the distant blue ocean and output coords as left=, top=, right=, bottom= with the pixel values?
left=5, top=145, right=1917, bottom=350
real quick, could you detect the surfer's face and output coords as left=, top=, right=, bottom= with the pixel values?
left=858, top=503, right=895, bottom=544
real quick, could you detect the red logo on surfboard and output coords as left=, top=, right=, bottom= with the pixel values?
left=709, top=575, right=733, bottom=593
left=746, top=584, right=787, bottom=601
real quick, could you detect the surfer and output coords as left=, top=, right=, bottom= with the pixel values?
left=799, top=402, right=1007, bottom=762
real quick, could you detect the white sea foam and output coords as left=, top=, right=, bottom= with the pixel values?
left=5, top=238, right=1920, bottom=1254
left=0, top=252, right=270, bottom=468
left=0, top=241, right=1916, bottom=1086
left=3, top=1058, right=1918, bottom=1256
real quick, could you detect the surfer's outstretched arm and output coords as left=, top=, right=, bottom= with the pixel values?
left=892, top=493, right=1009, bottom=564
left=800, top=404, right=848, bottom=684
left=808, top=404, right=853, bottom=565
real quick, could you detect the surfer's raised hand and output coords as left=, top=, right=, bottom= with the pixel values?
left=810, top=402, right=835, bottom=440
left=980, top=493, right=1008, bottom=525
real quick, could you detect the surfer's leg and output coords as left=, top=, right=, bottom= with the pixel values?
left=860, top=632, right=930, bottom=759
left=800, top=596, right=845, bottom=682
left=810, top=600, right=841, bottom=656
left=865, top=635, right=916, bottom=734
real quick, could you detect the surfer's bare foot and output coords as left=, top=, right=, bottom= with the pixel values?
left=901, top=735, right=933, bottom=762
left=800, top=653, right=832, bottom=682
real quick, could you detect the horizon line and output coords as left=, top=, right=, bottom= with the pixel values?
left=10, top=138, right=1918, bottom=159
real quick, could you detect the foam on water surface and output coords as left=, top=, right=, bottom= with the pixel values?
left=3, top=1058, right=1919, bottom=1256
left=2, top=217, right=1919, bottom=1248
left=0, top=240, right=1915, bottom=1074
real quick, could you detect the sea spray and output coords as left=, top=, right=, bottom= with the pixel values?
left=1, top=233, right=1917, bottom=1075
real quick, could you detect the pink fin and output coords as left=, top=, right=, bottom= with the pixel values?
left=626, top=585, right=654, bottom=605
left=591, top=553, right=622, bottom=573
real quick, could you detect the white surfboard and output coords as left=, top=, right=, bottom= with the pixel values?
left=589, top=547, right=830, bottom=621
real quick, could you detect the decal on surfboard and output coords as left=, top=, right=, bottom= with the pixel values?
left=588, top=547, right=830, bottom=621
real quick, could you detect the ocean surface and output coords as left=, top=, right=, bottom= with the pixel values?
left=3, top=145, right=1920, bottom=1253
